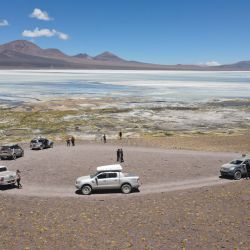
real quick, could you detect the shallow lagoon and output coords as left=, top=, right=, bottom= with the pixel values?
left=0, top=70, right=249, bottom=140
left=0, top=70, right=250, bottom=106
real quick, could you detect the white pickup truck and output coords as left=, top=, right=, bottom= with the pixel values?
left=75, top=164, right=140, bottom=195
left=0, top=166, right=16, bottom=186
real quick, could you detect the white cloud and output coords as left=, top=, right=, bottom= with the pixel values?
left=22, top=28, right=69, bottom=40
left=204, top=61, right=221, bottom=66
left=0, top=19, right=9, bottom=26
left=30, top=8, right=53, bottom=21
left=56, top=31, right=69, bottom=40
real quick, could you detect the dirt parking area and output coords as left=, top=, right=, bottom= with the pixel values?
left=0, top=142, right=249, bottom=249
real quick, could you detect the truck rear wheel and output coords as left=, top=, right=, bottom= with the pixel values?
left=81, top=185, right=92, bottom=195
left=121, top=184, right=132, bottom=194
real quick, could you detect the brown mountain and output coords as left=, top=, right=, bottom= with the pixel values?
left=73, top=53, right=93, bottom=60
left=0, top=40, right=249, bottom=70
left=93, top=51, right=125, bottom=62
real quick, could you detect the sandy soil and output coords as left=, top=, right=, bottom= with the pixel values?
left=0, top=143, right=249, bottom=249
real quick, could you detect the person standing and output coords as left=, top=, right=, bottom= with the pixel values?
left=117, top=149, right=121, bottom=162
left=120, top=148, right=124, bottom=162
left=119, top=131, right=122, bottom=140
left=16, top=169, right=22, bottom=189
left=66, top=138, right=70, bottom=147
left=71, top=136, right=75, bottom=146
left=245, top=161, right=250, bottom=179
left=103, top=134, right=107, bottom=143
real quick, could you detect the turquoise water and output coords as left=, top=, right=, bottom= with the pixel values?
left=0, top=70, right=250, bottom=107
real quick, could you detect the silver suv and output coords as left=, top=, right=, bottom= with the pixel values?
left=220, top=156, right=250, bottom=180
left=0, top=144, right=24, bottom=160
left=75, top=164, right=140, bottom=195
left=30, top=137, right=54, bottom=150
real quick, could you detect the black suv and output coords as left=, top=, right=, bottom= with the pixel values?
left=0, top=144, right=24, bottom=160
left=30, top=137, right=54, bottom=150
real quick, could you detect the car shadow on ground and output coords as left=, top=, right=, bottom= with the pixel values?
left=0, top=185, right=18, bottom=191
left=219, top=175, right=247, bottom=180
left=75, top=188, right=140, bottom=196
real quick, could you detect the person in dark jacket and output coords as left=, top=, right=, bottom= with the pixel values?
left=119, top=131, right=122, bottom=139
left=71, top=136, right=75, bottom=146
left=117, top=149, right=121, bottom=162
left=120, top=148, right=124, bottom=162
left=103, top=134, right=107, bottom=143
left=245, top=161, right=250, bottom=179
left=66, top=138, right=70, bottom=147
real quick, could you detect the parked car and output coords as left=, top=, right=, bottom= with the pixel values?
left=0, top=166, right=16, bottom=186
left=0, top=144, right=24, bottom=160
left=75, top=164, right=140, bottom=195
left=220, top=156, right=250, bottom=180
left=30, top=137, right=54, bottom=150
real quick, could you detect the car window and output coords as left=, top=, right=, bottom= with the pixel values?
left=97, top=173, right=106, bottom=179
left=230, top=160, right=243, bottom=165
left=107, top=173, right=117, bottom=178
left=0, top=167, right=7, bottom=172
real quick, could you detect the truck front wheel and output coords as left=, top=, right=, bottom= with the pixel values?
left=121, top=184, right=132, bottom=194
left=81, top=185, right=92, bottom=195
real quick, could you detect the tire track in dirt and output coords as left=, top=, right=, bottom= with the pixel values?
left=0, top=176, right=234, bottom=199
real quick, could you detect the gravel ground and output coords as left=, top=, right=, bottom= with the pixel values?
left=0, top=142, right=249, bottom=249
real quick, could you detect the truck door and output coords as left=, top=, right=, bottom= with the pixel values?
left=106, top=172, right=119, bottom=189
left=96, top=172, right=107, bottom=189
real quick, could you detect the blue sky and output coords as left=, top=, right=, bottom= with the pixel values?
left=0, top=0, right=249, bottom=65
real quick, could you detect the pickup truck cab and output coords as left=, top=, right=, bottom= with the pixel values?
left=0, top=166, right=16, bottom=186
left=75, top=164, right=140, bottom=195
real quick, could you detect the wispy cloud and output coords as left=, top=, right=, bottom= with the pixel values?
left=22, top=28, right=69, bottom=40
left=204, top=61, right=221, bottom=66
left=0, top=19, right=9, bottom=26
left=30, top=8, right=53, bottom=21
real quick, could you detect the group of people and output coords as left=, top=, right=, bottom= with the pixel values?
left=101, top=131, right=123, bottom=144
left=66, top=136, right=75, bottom=147
left=117, top=148, right=124, bottom=162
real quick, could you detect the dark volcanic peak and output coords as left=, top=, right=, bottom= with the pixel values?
left=94, top=51, right=126, bottom=62
left=0, top=40, right=250, bottom=70
left=43, top=48, right=68, bottom=58
left=0, top=40, right=42, bottom=54
left=73, top=53, right=93, bottom=60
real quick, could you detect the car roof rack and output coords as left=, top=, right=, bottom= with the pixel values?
left=96, top=164, right=123, bottom=172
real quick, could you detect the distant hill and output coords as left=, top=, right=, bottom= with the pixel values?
left=93, top=51, right=126, bottom=62
left=0, top=40, right=249, bottom=70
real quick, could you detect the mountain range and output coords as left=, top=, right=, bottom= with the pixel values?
left=0, top=40, right=249, bottom=70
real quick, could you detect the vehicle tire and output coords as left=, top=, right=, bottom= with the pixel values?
left=21, top=151, right=24, bottom=157
left=81, top=185, right=92, bottom=195
left=50, top=143, right=53, bottom=148
left=12, top=154, right=17, bottom=160
left=234, top=171, right=242, bottom=180
left=121, top=183, right=132, bottom=194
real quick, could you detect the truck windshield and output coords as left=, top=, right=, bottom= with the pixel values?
left=230, top=160, right=243, bottom=165
left=0, top=167, right=7, bottom=172
left=90, top=173, right=98, bottom=178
